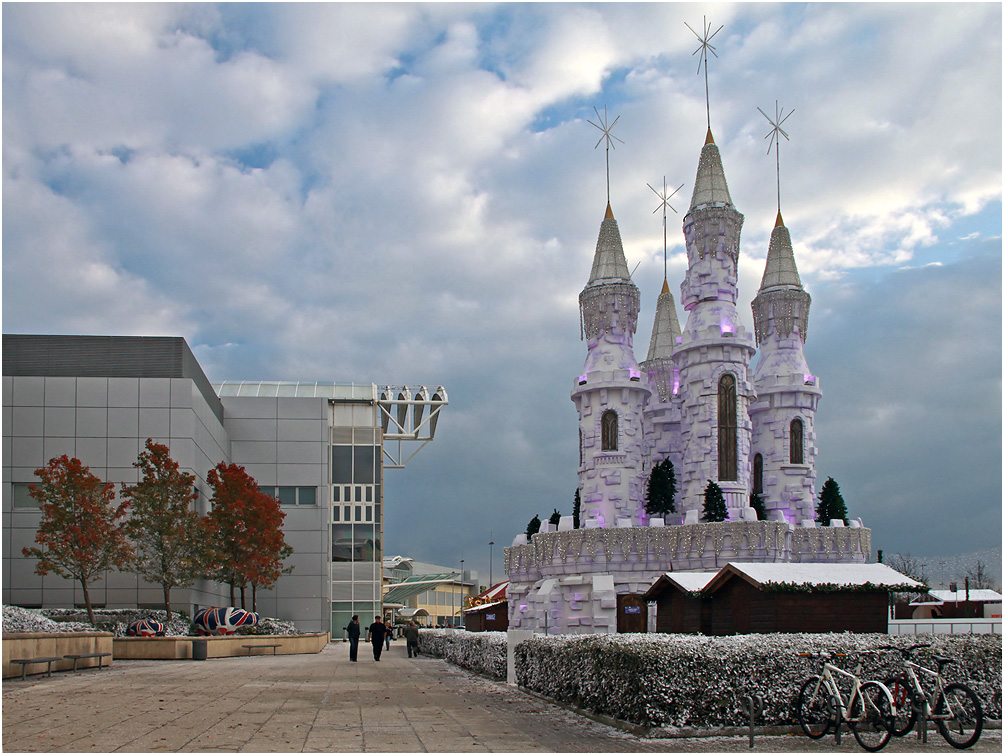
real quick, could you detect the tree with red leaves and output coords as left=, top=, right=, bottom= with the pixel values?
left=23, top=456, right=133, bottom=624
left=205, top=463, right=293, bottom=610
left=121, top=440, right=208, bottom=620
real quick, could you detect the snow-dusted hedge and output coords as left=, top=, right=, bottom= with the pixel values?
left=514, top=633, right=1001, bottom=728
left=418, top=626, right=1001, bottom=729
left=2, top=605, right=299, bottom=637
left=419, top=629, right=507, bottom=680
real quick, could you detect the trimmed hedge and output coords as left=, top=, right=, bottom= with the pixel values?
left=422, top=629, right=1001, bottom=729
left=419, top=629, right=507, bottom=680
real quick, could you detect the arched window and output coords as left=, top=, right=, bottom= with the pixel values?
left=790, top=418, right=804, bottom=464
left=601, top=410, right=618, bottom=451
left=718, top=374, right=737, bottom=480
left=753, top=453, right=763, bottom=494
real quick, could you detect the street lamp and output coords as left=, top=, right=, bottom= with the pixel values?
left=489, top=539, right=494, bottom=586
left=459, top=559, right=465, bottom=628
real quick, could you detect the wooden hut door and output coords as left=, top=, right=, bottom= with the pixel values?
left=617, top=594, right=647, bottom=633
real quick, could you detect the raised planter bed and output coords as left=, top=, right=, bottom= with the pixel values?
left=113, top=631, right=329, bottom=660
left=3, top=632, right=113, bottom=679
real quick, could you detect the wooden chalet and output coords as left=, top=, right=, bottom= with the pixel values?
left=642, top=572, right=717, bottom=634
left=462, top=581, right=508, bottom=632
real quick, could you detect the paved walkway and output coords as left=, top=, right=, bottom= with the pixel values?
left=2, top=641, right=1000, bottom=752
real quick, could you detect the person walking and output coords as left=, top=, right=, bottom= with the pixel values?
left=384, top=621, right=394, bottom=651
left=345, top=615, right=361, bottom=662
left=365, top=616, right=388, bottom=661
left=404, top=620, right=420, bottom=658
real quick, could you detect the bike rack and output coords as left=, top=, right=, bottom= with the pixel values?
left=740, top=695, right=762, bottom=748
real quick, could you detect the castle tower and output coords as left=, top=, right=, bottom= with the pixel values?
left=572, top=203, right=651, bottom=526
left=674, top=131, right=757, bottom=515
left=641, top=278, right=683, bottom=491
left=749, top=211, right=821, bottom=523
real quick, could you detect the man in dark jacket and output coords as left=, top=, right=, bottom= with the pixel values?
left=365, top=616, right=388, bottom=661
left=345, top=615, right=361, bottom=662
left=403, top=621, right=420, bottom=658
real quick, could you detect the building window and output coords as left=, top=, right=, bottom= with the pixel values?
left=790, top=418, right=804, bottom=464
left=12, top=483, right=39, bottom=508
left=718, top=374, right=737, bottom=481
left=601, top=411, right=618, bottom=451
left=753, top=454, right=763, bottom=494
left=264, top=486, right=317, bottom=506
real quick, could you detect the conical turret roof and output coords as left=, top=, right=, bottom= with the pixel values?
left=759, top=218, right=803, bottom=290
left=587, top=203, right=633, bottom=284
left=646, top=279, right=682, bottom=361
left=689, top=130, right=733, bottom=209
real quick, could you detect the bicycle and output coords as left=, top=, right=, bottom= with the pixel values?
left=880, top=644, right=983, bottom=749
left=795, top=650, right=896, bottom=752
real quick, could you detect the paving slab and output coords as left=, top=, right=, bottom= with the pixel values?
left=2, top=641, right=1000, bottom=752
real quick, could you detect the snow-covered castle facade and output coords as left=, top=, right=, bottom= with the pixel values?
left=505, top=130, right=870, bottom=635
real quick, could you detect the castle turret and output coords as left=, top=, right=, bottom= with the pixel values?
left=572, top=204, right=651, bottom=526
left=673, top=131, right=757, bottom=516
left=749, top=211, right=821, bottom=523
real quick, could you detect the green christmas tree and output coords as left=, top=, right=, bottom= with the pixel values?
left=548, top=508, right=561, bottom=527
left=646, top=458, right=677, bottom=517
left=703, top=480, right=728, bottom=522
left=749, top=491, right=766, bottom=521
left=526, top=514, right=541, bottom=539
left=572, top=489, right=581, bottom=529
left=816, top=477, right=848, bottom=525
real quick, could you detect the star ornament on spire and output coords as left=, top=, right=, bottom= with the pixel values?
left=647, top=177, right=685, bottom=282
left=757, top=100, right=795, bottom=214
left=685, top=16, right=724, bottom=131
left=587, top=105, right=624, bottom=205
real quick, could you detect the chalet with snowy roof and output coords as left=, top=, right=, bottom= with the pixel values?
left=462, top=582, right=509, bottom=632
left=909, top=589, right=1003, bottom=620
left=645, top=563, right=922, bottom=636
left=642, top=572, right=716, bottom=634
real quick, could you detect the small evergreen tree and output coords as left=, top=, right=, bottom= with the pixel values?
left=749, top=492, right=766, bottom=521
left=816, top=476, right=848, bottom=525
left=526, top=514, right=541, bottom=540
left=702, top=480, right=728, bottom=522
left=645, top=458, right=677, bottom=517
left=572, top=489, right=581, bottom=529
left=548, top=508, right=561, bottom=527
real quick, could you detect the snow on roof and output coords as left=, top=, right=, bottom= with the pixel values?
left=711, top=562, right=925, bottom=591
left=662, top=572, right=718, bottom=592
left=918, top=589, right=1003, bottom=604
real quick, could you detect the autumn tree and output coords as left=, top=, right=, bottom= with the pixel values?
left=121, top=439, right=207, bottom=620
left=205, top=463, right=293, bottom=610
left=23, top=456, right=133, bottom=623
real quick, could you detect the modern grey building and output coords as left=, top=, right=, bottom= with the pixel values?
left=2, top=334, right=446, bottom=635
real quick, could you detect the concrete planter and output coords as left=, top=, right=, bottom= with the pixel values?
left=113, top=632, right=330, bottom=660
left=3, top=632, right=113, bottom=679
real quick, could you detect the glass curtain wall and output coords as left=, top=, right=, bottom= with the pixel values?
left=329, top=407, right=384, bottom=637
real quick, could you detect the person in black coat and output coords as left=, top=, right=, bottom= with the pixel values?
left=345, top=615, right=361, bottom=662
left=365, top=616, right=388, bottom=661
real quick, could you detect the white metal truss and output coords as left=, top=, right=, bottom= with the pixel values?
left=378, top=385, right=448, bottom=468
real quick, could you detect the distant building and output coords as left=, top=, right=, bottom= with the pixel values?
left=2, top=334, right=446, bottom=635
left=381, top=556, right=478, bottom=627
left=909, top=589, right=1003, bottom=620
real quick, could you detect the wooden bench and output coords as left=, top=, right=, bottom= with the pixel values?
left=10, top=656, right=64, bottom=680
left=63, top=652, right=112, bottom=672
left=241, top=644, right=282, bottom=656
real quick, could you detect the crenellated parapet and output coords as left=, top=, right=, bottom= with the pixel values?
left=504, top=521, right=870, bottom=584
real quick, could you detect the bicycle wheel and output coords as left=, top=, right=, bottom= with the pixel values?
left=885, top=675, right=916, bottom=736
left=934, top=683, right=983, bottom=749
left=796, top=675, right=834, bottom=739
left=850, top=681, right=893, bottom=752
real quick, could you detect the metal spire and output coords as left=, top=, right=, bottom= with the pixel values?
left=757, top=100, right=794, bottom=215
left=647, top=177, right=684, bottom=282
left=587, top=105, right=624, bottom=205
left=685, top=15, right=724, bottom=132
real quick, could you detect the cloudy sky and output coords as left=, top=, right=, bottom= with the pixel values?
left=3, top=2, right=1001, bottom=587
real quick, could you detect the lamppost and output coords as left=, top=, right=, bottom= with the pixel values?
left=459, top=559, right=465, bottom=628
left=489, top=539, right=494, bottom=586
